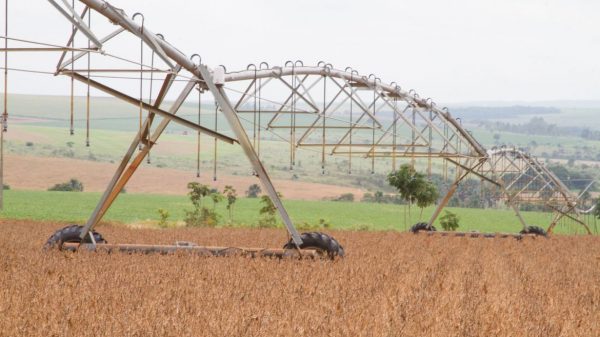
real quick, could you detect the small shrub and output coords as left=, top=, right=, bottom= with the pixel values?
left=318, top=218, right=331, bottom=229
left=334, top=193, right=354, bottom=202
left=157, top=208, right=170, bottom=228
left=2, top=184, right=9, bottom=190
left=440, top=211, right=460, bottom=231
left=25, top=142, right=34, bottom=147
left=183, top=182, right=220, bottom=227
left=246, top=184, right=261, bottom=198
left=296, top=218, right=332, bottom=231
left=184, top=208, right=219, bottom=227
left=257, top=216, right=278, bottom=228
left=48, top=178, right=84, bottom=192
left=257, top=193, right=281, bottom=228
left=224, top=186, right=237, bottom=220
left=351, top=224, right=372, bottom=231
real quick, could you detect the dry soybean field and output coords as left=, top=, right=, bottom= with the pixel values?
left=1, top=220, right=599, bottom=337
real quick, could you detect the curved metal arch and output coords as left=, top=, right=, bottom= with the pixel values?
left=222, top=65, right=486, bottom=160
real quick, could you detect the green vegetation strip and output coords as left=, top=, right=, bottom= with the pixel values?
left=0, top=190, right=591, bottom=235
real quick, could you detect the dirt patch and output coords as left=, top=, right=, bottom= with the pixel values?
left=4, top=125, right=51, bottom=144
left=4, top=154, right=365, bottom=200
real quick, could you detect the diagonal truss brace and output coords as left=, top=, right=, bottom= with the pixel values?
left=199, top=66, right=303, bottom=246
left=79, top=77, right=195, bottom=238
left=47, top=0, right=103, bottom=48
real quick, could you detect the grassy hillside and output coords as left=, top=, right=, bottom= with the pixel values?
left=4, top=94, right=600, bottom=189
left=0, top=190, right=594, bottom=235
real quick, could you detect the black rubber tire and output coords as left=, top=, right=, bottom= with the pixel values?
left=44, top=225, right=107, bottom=250
left=410, top=222, right=437, bottom=233
left=283, top=232, right=345, bottom=259
left=519, top=225, right=547, bottom=237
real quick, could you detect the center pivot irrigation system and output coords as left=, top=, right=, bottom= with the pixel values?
left=0, top=1, right=594, bottom=259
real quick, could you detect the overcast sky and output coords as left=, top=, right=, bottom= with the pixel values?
left=3, top=0, right=599, bottom=103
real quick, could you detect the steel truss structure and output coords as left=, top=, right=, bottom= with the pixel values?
left=463, top=147, right=591, bottom=234
left=0, top=0, right=593, bottom=245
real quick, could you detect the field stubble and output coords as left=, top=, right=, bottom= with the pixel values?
left=1, top=220, right=599, bottom=337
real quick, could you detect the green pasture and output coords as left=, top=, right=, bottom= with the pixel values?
left=0, top=190, right=594, bottom=235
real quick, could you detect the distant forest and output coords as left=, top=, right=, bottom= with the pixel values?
left=478, top=117, right=600, bottom=141
left=451, top=105, right=560, bottom=119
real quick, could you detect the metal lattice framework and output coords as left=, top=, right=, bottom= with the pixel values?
left=467, top=147, right=591, bottom=234
left=0, top=0, right=593, bottom=242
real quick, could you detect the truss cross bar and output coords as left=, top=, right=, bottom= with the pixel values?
left=266, top=75, right=313, bottom=128
left=235, top=78, right=273, bottom=108
left=58, top=26, right=125, bottom=72
left=63, top=71, right=235, bottom=143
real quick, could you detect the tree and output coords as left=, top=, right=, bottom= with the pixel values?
left=334, top=193, right=354, bottom=202
left=493, top=133, right=501, bottom=144
left=210, top=191, right=224, bottom=210
left=224, top=185, right=238, bottom=220
left=388, top=165, right=416, bottom=227
left=594, top=199, right=600, bottom=219
left=387, top=164, right=439, bottom=225
left=185, top=182, right=219, bottom=227
left=246, top=184, right=261, bottom=198
left=387, top=164, right=414, bottom=201
left=440, top=211, right=460, bottom=231
left=48, top=178, right=84, bottom=192
left=374, top=191, right=384, bottom=203
left=187, top=182, right=211, bottom=208
left=157, top=208, right=170, bottom=228
left=258, top=193, right=282, bottom=228
left=415, top=183, right=439, bottom=218
left=580, top=190, right=591, bottom=206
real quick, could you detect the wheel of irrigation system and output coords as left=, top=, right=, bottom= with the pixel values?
left=410, top=222, right=437, bottom=233
left=283, top=232, right=345, bottom=259
left=44, top=225, right=107, bottom=250
left=519, top=225, right=547, bottom=237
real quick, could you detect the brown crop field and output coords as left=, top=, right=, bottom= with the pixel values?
left=1, top=220, right=599, bottom=337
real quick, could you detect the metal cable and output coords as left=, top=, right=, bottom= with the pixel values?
left=69, top=0, right=75, bottom=136
left=0, top=35, right=99, bottom=51
left=349, top=73, right=353, bottom=174
left=196, top=86, right=201, bottom=177
left=3, top=0, right=8, bottom=132
left=146, top=46, right=155, bottom=164
left=85, top=9, right=91, bottom=146
left=136, top=14, right=144, bottom=151
left=321, top=72, right=326, bottom=174
left=213, top=101, right=218, bottom=181
left=371, top=83, right=376, bottom=174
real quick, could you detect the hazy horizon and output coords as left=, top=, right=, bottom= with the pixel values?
left=1, top=0, right=598, bottom=104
